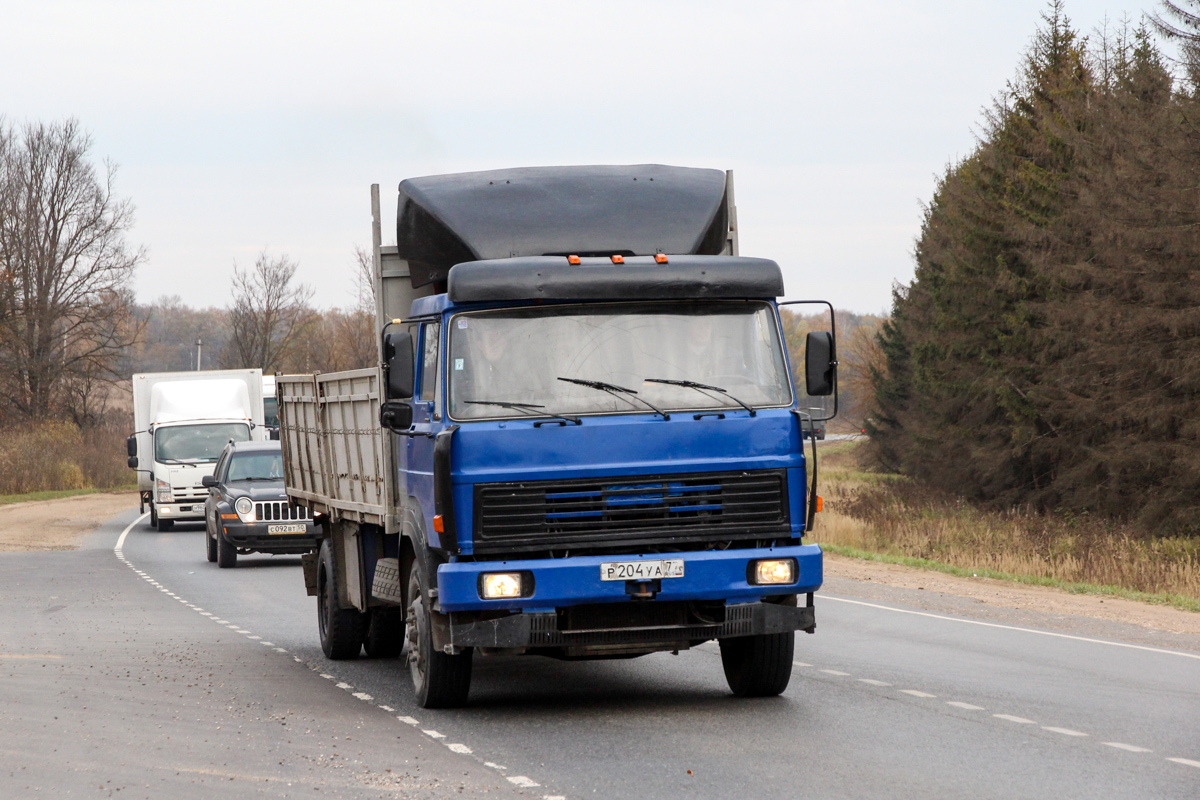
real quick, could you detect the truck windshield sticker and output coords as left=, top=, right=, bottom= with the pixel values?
left=457, top=319, right=468, bottom=329
left=447, top=301, right=791, bottom=421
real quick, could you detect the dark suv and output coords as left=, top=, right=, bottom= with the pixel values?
left=201, top=440, right=320, bottom=568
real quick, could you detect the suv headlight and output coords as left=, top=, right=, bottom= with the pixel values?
left=156, top=477, right=172, bottom=504
left=234, top=496, right=255, bottom=522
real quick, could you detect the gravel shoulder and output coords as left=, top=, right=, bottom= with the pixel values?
left=0, top=491, right=137, bottom=551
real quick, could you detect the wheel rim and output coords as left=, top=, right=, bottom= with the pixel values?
left=406, top=589, right=426, bottom=689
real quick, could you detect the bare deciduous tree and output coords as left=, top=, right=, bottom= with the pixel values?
left=220, top=251, right=313, bottom=372
left=0, top=118, right=142, bottom=420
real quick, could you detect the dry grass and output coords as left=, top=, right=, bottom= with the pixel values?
left=813, top=441, right=1200, bottom=609
left=0, top=421, right=132, bottom=495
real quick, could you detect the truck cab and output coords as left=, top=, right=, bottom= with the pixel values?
left=280, top=165, right=837, bottom=707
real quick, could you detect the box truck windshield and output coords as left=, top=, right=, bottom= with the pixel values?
left=447, top=301, right=792, bottom=421
left=155, top=423, right=251, bottom=463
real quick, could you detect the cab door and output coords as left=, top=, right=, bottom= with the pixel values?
left=405, top=321, right=443, bottom=545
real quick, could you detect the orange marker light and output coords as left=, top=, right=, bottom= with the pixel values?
left=655, top=253, right=668, bottom=264
left=611, top=254, right=624, bottom=264
left=567, top=254, right=581, bottom=265
left=433, top=514, right=445, bottom=533
left=815, top=496, right=824, bottom=513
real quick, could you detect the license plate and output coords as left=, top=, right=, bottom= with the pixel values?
left=267, top=523, right=306, bottom=535
left=599, top=559, right=684, bottom=581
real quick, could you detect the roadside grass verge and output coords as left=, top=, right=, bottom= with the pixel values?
left=0, top=486, right=137, bottom=507
left=0, top=421, right=131, bottom=495
left=813, top=441, right=1200, bottom=612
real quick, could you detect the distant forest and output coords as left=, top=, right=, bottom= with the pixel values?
left=870, top=1, right=1200, bottom=534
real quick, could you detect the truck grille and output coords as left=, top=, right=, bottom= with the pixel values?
left=473, top=469, right=788, bottom=551
left=255, top=501, right=311, bottom=522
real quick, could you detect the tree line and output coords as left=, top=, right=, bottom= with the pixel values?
left=870, top=0, right=1200, bottom=534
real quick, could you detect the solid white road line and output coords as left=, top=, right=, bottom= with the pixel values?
left=1043, top=727, right=1089, bottom=737
left=1104, top=742, right=1151, bottom=752
left=946, top=702, right=985, bottom=710
left=113, top=512, right=148, bottom=552
left=900, top=690, right=936, bottom=698
left=994, top=714, right=1037, bottom=723
left=822, top=595, right=1200, bottom=660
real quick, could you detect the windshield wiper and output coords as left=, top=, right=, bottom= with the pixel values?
left=644, top=378, right=757, bottom=417
left=157, top=458, right=197, bottom=467
left=464, top=400, right=581, bottom=426
left=556, top=378, right=670, bottom=420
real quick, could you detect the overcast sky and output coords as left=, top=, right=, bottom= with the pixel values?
left=3, top=0, right=1162, bottom=314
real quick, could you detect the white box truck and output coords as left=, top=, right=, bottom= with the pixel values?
left=127, top=369, right=265, bottom=531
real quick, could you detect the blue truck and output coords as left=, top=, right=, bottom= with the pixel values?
left=278, top=165, right=837, bottom=708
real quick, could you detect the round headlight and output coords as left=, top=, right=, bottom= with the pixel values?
left=234, top=497, right=254, bottom=517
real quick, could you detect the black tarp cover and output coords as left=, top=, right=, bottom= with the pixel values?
left=396, top=165, right=729, bottom=287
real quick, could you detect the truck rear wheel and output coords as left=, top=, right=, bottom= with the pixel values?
left=364, top=608, right=405, bottom=658
left=406, top=568, right=471, bottom=708
left=719, top=632, right=795, bottom=697
left=317, top=539, right=365, bottom=659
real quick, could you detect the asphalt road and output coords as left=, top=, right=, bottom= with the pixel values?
left=3, top=505, right=1199, bottom=799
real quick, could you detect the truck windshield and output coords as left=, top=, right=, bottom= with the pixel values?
left=155, top=423, right=251, bottom=463
left=448, top=301, right=791, bottom=420
left=226, top=452, right=283, bottom=481
left=263, top=397, right=279, bottom=428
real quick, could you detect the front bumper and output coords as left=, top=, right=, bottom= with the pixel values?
left=221, top=521, right=320, bottom=554
left=156, top=502, right=204, bottom=521
left=436, top=543, right=823, bottom=612
left=448, top=598, right=815, bottom=649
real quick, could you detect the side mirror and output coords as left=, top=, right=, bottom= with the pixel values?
left=126, top=435, right=137, bottom=457
left=380, top=400, right=414, bottom=431
left=127, top=456, right=138, bottom=469
left=201, top=475, right=218, bottom=488
left=383, top=331, right=415, bottom=399
left=805, top=331, right=836, bottom=396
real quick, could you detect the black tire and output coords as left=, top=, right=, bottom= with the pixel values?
left=364, top=608, right=405, bottom=658
left=406, top=567, right=472, bottom=708
left=205, top=523, right=218, bottom=563
left=719, top=632, right=795, bottom=697
left=149, top=505, right=158, bottom=529
left=216, top=530, right=237, bottom=568
left=317, top=539, right=365, bottom=659
left=157, top=518, right=174, bottom=532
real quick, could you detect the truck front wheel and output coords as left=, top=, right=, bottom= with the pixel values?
left=405, top=568, right=472, bottom=708
left=719, top=632, right=795, bottom=697
left=148, top=505, right=158, bottom=529
left=317, top=539, right=365, bottom=659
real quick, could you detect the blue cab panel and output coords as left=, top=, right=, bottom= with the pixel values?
left=436, top=543, right=823, bottom=612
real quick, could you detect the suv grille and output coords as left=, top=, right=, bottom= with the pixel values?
left=473, top=469, right=788, bottom=551
left=255, top=501, right=310, bottom=522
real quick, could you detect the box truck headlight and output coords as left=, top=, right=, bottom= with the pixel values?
left=479, top=572, right=524, bottom=599
left=751, top=558, right=797, bottom=585
left=235, top=496, right=255, bottom=522
left=156, top=478, right=172, bottom=504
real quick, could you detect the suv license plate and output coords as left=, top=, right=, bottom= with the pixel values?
left=599, top=559, right=684, bottom=581
left=268, top=523, right=306, bottom=535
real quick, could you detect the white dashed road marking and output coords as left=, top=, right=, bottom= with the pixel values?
left=858, top=679, right=891, bottom=686
left=397, top=716, right=420, bottom=726
left=900, top=690, right=936, bottom=698
left=352, top=692, right=373, bottom=701
left=1168, top=758, right=1200, bottom=768
left=507, top=776, right=540, bottom=788
left=447, top=743, right=472, bottom=754
left=994, top=714, right=1036, bottom=724
left=484, top=762, right=507, bottom=770
left=1043, top=727, right=1088, bottom=737
left=792, top=661, right=812, bottom=667
left=819, top=670, right=849, bottom=676
left=946, top=702, right=985, bottom=710
left=423, top=730, right=446, bottom=739
left=1104, top=742, right=1151, bottom=752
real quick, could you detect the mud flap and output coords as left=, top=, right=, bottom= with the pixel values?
left=301, top=552, right=319, bottom=597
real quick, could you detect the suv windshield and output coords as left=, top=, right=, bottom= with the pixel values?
left=155, top=423, right=250, bottom=462
left=226, top=452, right=283, bottom=481
left=448, top=301, right=791, bottom=420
